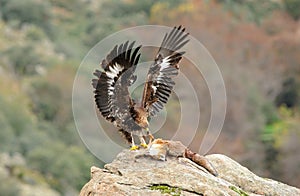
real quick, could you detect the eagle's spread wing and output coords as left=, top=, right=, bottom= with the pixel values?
left=141, top=26, right=189, bottom=116
left=92, top=41, right=142, bottom=131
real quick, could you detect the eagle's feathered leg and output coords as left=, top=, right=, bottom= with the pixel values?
left=130, top=133, right=139, bottom=150
left=119, top=129, right=139, bottom=150
left=118, top=129, right=132, bottom=143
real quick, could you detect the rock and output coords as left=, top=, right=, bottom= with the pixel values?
left=206, top=154, right=300, bottom=196
left=80, top=140, right=300, bottom=196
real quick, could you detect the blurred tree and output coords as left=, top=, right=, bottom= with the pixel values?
left=3, top=44, right=44, bottom=75
left=262, top=102, right=279, bottom=125
left=49, top=145, right=94, bottom=191
left=25, top=25, right=48, bottom=42
left=46, top=63, right=76, bottom=127
left=82, top=0, right=184, bottom=48
left=260, top=105, right=299, bottom=181
left=217, top=0, right=281, bottom=24
left=28, top=79, right=61, bottom=121
left=0, top=111, right=15, bottom=152
left=284, top=0, right=300, bottom=20
left=102, top=0, right=155, bottom=17
left=261, top=119, right=286, bottom=177
left=49, top=0, right=86, bottom=12
left=0, top=0, right=9, bottom=10
left=150, top=0, right=195, bottom=24
left=275, top=77, right=299, bottom=108
left=28, top=141, right=95, bottom=193
left=83, top=19, right=119, bottom=47
left=0, top=90, right=33, bottom=138
left=0, top=0, right=53, bottom=35
left=0, top=75, right=45, bottom=156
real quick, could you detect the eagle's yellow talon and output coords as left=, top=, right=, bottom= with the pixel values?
left=130, top=145, right=139, bottom=150
left=140, top=143, right=148, bottom=148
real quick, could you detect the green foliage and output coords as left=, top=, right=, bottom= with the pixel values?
left=28, top=79, right=61, bottom=121
left=59, top=122, right=82, bottom=146
left=0, top=78, right=50, bottom=155
left=284, top=0, right=300, bottom=20
left=0, top=111, right=15, bottom=152
left=102, top=0, right=153, bottom=17
left=262, top=103, right=279, bottom=125
left=25, top=25, right=48, bottom=42
left=82, top=0, right=154, bottom=47
left=261, top=119, right=288, bottom=144
left=0, top=90, right=34, bottom=138
left=219, top=0, right=281, bottom=24
left=54, top=36, right=86, bottom=59
left=260, top=105, right=298, bottom=178
left=0, top=66, right=93, bottom=193
left=49, top=0, right=86, bottom=12
left=3, top=44, right=44, bottom=75
left=229, top=186, right=249, bottom=196
left=150, top=184, right=181, bottom=196
left=83, top=19, right=119, bottom=47
left=0, top=0, right=53, bottom=34
left=28, top=141, right=95, bottom=193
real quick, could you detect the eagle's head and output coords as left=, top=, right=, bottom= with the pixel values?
left=133, top=106, right=149, bottom=129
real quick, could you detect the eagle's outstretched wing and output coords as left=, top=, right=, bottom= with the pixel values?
left=92, top=41, right=142, bottom=131
left=141, top=26, right=189, bottom=116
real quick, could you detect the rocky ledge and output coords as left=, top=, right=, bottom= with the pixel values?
left=80, top=140, right=300, bottom=196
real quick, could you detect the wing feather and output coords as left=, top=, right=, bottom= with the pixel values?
left=141, top=26, right=189, bottom=116
left=93, top=41, right=142, bottom=131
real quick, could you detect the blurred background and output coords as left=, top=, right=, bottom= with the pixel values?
left=0, top=0, right=299, bottom=195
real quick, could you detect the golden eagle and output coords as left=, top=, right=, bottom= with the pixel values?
left=92, top=26, right=189, bottom=150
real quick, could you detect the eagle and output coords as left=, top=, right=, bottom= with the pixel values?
left=92, top=26, right=189, bottom=150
